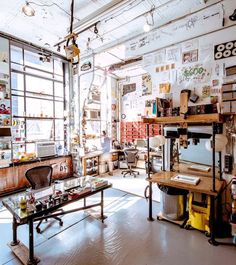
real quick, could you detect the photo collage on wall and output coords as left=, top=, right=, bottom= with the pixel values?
left=0, top=49, right=11, bottom=127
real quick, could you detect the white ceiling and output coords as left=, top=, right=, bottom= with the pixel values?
left=0, top=0, right=211, bottom=52
left=0, top=0, right=214, bottom=66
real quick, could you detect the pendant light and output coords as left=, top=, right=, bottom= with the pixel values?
left=22, top=1, right=35, bottom=17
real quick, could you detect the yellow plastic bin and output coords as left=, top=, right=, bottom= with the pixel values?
left=186, top=192, right=211, bottom=235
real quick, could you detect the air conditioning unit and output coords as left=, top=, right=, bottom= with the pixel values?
left=85, top=110, right=101, bottom=120
left=36, top=142, right=56, bottom=158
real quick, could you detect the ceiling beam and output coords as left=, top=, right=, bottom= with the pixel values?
left=72, top=0, right=132, bottom=32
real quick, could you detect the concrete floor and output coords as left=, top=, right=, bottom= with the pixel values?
left=1, top=188, right=236, bottom=265
left=102, top=168, right=160, bottom=202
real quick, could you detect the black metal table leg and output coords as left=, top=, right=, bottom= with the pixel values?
left=147, top=182, right=154, bottom=221
left=101, top=190, right=104, bottom=222
left=10, top=216, right=20, bottom=246
left=27, top=218, right=40, bottom=265
left=146, top=123, right=154, bottom=222
left=208, top=195, right=218, bottom=246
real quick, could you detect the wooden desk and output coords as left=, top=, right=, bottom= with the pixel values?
left=0, top=155, right=73, bottom=196
left=149, top=171, right=224, bottom=196
left=81, top=151, right=103, bottom=176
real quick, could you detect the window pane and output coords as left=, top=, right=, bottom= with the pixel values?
left=11, top=46, right=23, bottom=64
left=26, top=119, right=54, bottom=141
left=13, top=143, right=26, bottom=159
left=55, top=102, right=64, bottom=118
left=26, top=143, right=36, bottom=153
left=26, top=92, right=53, bottom=100
left=54, top=60, right=63, bottom=75
left=12, top=96, right=25, bottom=116
left=11, top=63, right=24, bottom=71
left=25, top=67, right=53, bottom=78
left=54, top=75, right=63, bottom=82
left=26, top=75, right=53, bottom=95
left=26, top=98, right=53, bottom=117
left=86, top=121, right=101, bottom=135
left=55, top=120, right=64, bottom=140
left=25, top=50, right=53, bottom=72
left=54, top=82, right=64, bottom=98
left=11, top=72, right=24, bottom=93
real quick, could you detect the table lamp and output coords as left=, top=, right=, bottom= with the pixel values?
left=205, top=134, right=228, bottom=180
left=149, top=135, right=165, bottom=149
left=205, top=134, right=228, bottom=152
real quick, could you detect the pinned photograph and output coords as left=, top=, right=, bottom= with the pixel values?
left=142, top=74, right=152, bottom=96
left=182, top=49, right=198, bottom=64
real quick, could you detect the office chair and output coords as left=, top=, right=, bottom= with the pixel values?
left=25, top=166, right=63, bottom=233
left=121, top=148, right=140, bottom=177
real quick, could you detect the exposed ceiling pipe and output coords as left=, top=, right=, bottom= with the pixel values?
left=72, top=0, right=133, bottom=33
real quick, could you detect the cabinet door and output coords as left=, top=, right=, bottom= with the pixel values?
left=0, top=167, right=18, bottom=194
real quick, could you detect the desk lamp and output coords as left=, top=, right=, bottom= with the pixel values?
left=205, top=134, right=228, bottom=179
left=149, top=135, right=165, bottom=150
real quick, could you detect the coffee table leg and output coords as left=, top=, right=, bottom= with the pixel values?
left=10, top=216, right=20, bottom=246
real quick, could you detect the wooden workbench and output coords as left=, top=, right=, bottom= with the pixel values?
left=148, top=171, right=224, bottom=196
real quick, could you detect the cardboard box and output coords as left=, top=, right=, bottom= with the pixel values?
left=222, top=84, right=233, bottom=92
left=231, top=101, right=236, bottom=113
left=222, top=92, right=233, bottom=100
left=222, top=101, right=231, bottom=113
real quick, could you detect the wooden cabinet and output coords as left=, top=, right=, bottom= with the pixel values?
left=0, top=155, right=73, bottom=196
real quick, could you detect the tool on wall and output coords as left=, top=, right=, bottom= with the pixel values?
left=180, top=90, right=191, bottom=119
left=178, top=123, right=188, bottom=149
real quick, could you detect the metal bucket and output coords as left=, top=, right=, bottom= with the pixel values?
left=160, top=190, right=186, bottom=220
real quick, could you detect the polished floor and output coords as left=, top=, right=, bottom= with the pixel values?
left=102, top=168, right=160, bottom=201
left=1, top=188, right=236, bottom=265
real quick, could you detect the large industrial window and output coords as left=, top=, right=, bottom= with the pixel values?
left=10, top=44, right=66, bottom=158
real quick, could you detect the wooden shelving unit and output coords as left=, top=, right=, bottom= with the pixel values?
left=143, top=113, right=224, bottom=246
left=143, top=113, right=222, bottom=124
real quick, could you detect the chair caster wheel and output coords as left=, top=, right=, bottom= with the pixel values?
left=205, top=231, right=211, bottom=237
left=184, top=224, right=191, bottom=230
left=36, top=227, right=41, bottom=233
left=59, top=221, right=63, bottom=226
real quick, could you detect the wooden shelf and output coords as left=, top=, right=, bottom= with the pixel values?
left=222, top=81, right=236, bottom=85
left=143, top=113, right=222, bottom=125
left=222, top=90, right=236, bottom=93
left=222, top=98, right=236, bottom=102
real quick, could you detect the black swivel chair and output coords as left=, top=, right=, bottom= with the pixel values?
left=25, top=166, right=63, bottom=233
left=121, top=148, right=140, bottom=177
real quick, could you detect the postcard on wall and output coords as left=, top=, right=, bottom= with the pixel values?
left=182, top=49, right=198, bottom=64
left=142, top=53, right=154, bottom=68
left=142, top=74, right=152, bottom=96
left=166, top=46, right=181, bottom=62
left=178, top=64, right=211, bottom=84
left=0, top=114, right=11, bottom=126
left=182, top=39, right=199, bottom=52
left=0, top=99, right=11, bottom=114
left=154, top=50, right=166, bottom=65
left=159, top=83, right=171, bottom=94
left=199, top=43, right=213, bottom=62
left=122, top=83, right=136, bottom=96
